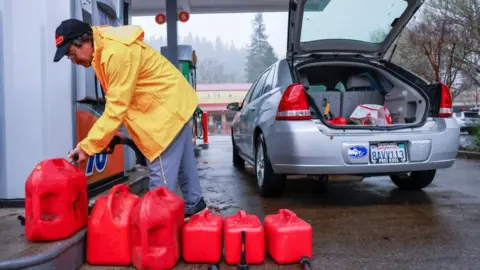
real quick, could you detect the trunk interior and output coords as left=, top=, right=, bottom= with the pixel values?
left=297, top=61, right=427, bottom=128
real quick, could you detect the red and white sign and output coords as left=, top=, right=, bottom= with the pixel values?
left=178, top=11, right=190, bottom=22
left=155, top=13, right=166, bottom=24
left=350, top=104, right=392, bottom=126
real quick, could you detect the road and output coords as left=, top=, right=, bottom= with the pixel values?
left=82, top=135, right=480, bottom=269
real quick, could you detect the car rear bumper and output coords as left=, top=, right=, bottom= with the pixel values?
left=265, top=118, right=460, bottom=175
left=273, top=159, right=455, bottom=175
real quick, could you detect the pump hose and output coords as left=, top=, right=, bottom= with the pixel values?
left=114, top=137, right=147, bottom=167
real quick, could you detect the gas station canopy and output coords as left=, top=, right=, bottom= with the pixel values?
left=131, top=0, right=289, bottom=16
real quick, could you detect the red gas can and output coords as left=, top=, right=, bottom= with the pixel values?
left=183, top=209, right=223, bottom=264
left=224, top=209, right=264, bottom=265
left=131, top=186, right=185, bottom=270
left=87, top=184, right=140, bottom=265
left=327, top=116, right=347, bottom=125
left=264, top=209, right=312, bottom=264
left=25, top=158, right=88, bottom=241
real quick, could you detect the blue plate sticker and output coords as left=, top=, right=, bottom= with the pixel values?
left=348, top=146, right=368, bottom=158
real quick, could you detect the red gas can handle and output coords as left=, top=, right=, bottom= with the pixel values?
left=53, top=158, right=78, bottom=171
left=155, top=186, right=168, bottom=197
left=202, top=208, right=211, bottom=219
left=106, top=184, right=130, bottom=220
left=150, top=186, right=170, bottom=206
left=237, top=209, right=247, bottom=219
left=279, top=209, right=298, bottom=223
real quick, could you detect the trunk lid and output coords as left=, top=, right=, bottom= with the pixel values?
left=287, top=0, right=423, bottom=60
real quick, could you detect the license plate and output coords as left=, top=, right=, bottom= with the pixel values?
left=369, top=143, right=407, bottom=164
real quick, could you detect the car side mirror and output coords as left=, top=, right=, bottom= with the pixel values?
left=227, top=102, right=241, bottom=111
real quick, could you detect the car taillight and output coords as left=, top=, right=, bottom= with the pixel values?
left=276, top=83, right=312, bottom=120
left=438, top=83, right=453, bottom=117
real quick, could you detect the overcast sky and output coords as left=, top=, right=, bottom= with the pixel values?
left=130, top=0, right=408, bottom=58
left=132, top=12, right=289, bottom=57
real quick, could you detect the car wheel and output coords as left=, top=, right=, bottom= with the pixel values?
left=231, top=132, right=244, bottom=168
left=255, top=133, right=286, bottom=197
left=390, top=170, right=436, bottom=190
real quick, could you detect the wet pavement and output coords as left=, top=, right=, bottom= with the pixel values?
left=79, top=135, right=480, bottom=269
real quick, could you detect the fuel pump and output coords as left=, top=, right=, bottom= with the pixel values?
left=75, top=0, right=136, bottom=196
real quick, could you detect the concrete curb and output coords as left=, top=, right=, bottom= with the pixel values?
left=0, top=229, right=86, bottom=270
left=457, top=150, right=480, bottom=160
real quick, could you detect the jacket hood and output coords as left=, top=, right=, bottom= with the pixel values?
left=93, top=25, right=145, bottom=46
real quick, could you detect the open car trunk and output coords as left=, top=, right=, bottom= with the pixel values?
left=297, top=60, right=428, bottom=129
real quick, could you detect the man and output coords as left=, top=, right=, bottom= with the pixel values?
left=54, top=19, right=207, bottom=220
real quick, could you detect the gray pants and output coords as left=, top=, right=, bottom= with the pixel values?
left=146, top=120, right=202, bottom=215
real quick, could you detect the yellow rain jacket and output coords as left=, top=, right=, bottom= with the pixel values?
left=78, top=25, right=199, bottom=163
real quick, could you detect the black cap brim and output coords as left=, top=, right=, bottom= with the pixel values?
left=53, top=42, right=70, bottom=62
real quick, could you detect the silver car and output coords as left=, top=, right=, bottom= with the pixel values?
left=228, top=0, right=459, bottom=197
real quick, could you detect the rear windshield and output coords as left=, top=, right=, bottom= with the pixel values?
left=300, top=0, right=408, bottom=44
left=464, top=112, right=480, bottom=118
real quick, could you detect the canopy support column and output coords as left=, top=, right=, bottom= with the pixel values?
left=165, top=0, right=179, bottom=69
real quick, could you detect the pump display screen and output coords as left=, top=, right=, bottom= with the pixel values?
left=99, top=10, right=121, bottom=26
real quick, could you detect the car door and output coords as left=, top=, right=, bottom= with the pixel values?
left=238, top=71, right=271, bottom=156
left=235, top=79, right=259, bottom=154
left=243, top=68, right=273, bottom=158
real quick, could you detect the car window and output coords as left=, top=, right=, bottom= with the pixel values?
left=335, top=82, right=345, bottom=92
left=464, top=112, right=480, bottom=118
left=301, top=0, right=408, bottom=44
left=262, top=66, right=276, bottom=94
left=241, top=79, right=259, bottom=107
left=277, top=60, right=293, bottom=87
left=309, top=84, right=327, bottom=92
left=249, top=69, right=271, bottom=102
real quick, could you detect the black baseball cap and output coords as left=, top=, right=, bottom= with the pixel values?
left=53, top=19, right=92, bottom=62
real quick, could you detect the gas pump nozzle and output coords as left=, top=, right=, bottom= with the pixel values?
left=71, top=153, right=79, bottom=162
left=68, top=136, right=147, bottom=167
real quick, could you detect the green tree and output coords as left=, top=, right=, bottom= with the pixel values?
left=245, top=13, right=278, bottom=82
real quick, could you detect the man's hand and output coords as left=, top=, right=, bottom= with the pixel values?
left=68, top=145, right=90, bottom=164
